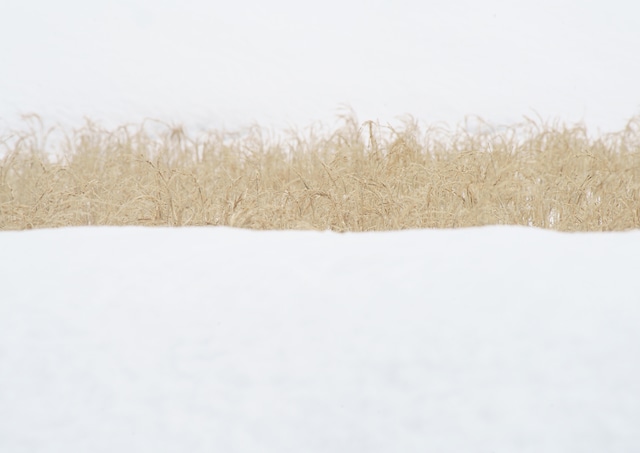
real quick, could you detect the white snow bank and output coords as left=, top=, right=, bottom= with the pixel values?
left=1, top=225, right=639, bottom=452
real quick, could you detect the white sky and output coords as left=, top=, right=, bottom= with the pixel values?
left=1, top=0, right=640, bottom=131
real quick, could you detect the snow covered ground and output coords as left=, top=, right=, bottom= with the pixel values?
left=1, top=226, right=640, bottom=452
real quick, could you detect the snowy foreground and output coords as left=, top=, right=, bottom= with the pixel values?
left=1, top=225, right=640, bottom=452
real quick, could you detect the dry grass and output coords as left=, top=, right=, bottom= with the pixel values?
left=1, top=112, right=640, bottom=231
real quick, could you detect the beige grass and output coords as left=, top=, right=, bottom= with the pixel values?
left=1, top=113, right=639, bottom=231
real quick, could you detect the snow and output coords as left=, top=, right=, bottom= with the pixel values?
left=1, top=0, right=640, bottom=132
left=1, top=226, right=640, bottom=452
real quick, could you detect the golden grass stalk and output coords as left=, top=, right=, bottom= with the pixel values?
left=1, top=113, right=639, bottom=231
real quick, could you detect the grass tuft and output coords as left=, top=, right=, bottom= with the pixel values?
left=1, top=113, right=639, bottom=231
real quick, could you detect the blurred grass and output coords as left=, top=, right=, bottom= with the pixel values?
left=1, top=112, right=639, bottom=231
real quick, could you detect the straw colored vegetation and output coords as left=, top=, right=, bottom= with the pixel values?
left=1, top=113, right=639, bottom=231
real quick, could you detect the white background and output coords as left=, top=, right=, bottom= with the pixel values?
left=1, top=0, right=640, bottom=131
